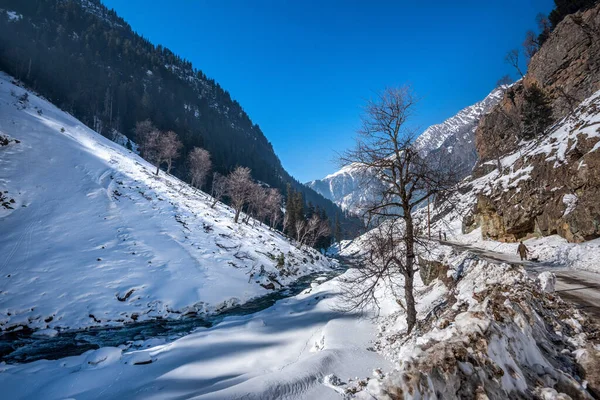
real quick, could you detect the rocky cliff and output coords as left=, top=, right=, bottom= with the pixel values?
left=477, top=4, right=600, bottom=163
left=469, top=3, right=600, bottom=243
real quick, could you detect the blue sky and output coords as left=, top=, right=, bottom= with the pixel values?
left=102, top=0, right=554, bottom=182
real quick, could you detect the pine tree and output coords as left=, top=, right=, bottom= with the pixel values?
left=549, top=0, right=597, bottom=28
left=334, top=213, right=342, bottom=243
left=293, top=191, right=304, bottom=225
left=284, top=183, right=296, bottom=237
left=521, top=83, right=553, bottom=139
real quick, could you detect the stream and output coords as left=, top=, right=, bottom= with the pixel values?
left=0, top=268, right=344, bottom=364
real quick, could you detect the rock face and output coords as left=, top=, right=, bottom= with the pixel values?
left=477, top=5, right=600, bottom=163
left=470, top=4, right=600, bottom=243
left=467, top=93, right=600, bottom=243
left=418, top=256, right=448, bottom=286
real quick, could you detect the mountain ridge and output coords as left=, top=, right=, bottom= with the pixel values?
left=0, top=0, right=356, bottom=231
left=306, top=86, right=504, bottom=213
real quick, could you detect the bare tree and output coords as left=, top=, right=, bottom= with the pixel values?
left=244, top=182, right=267, bottom=224
left=523, top=31, right=539, bottom=64
left=496, top=75, right=514, bottom=91
left=135, top=120, right=161, bottom=173
left=505, top=49, right=524, bottom=79
left=305, top=214, right=331, bottom=247
left=161, top=130, right=182, bottom=175
left=295, top=219, right=308, bottom=244
left=226, top=166, right=254, bottom=223
left=188, top=147, right=212, bottom=190
left=135, top=121, right=182, bottom=176
left=282, top=212, right=291, bottom=235
left=295, top=215, right=325, bottom=247
left=339, top=86, right=457, bottom=333
left=210, top=172, right=227, bottom=208
left=339, top=222, right=406, bottom=313
left=265, top=189, right=283, bottom=229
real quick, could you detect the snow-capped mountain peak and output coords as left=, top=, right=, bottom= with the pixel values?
left=413, top=87, right=504, bottom=154
left=306, top=87, right=504, bottom=213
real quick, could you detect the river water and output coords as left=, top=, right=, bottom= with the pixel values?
left=0, top=269, right=344, bottom=364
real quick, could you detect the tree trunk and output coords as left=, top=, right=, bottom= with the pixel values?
left=167, top=158, right=172, bottom=174
left=155, top=164, right=160, bottom=176
left=234, top=207, right=241, bottom=223
left=404, top=272, right=417, bottom=333
left=404, top=212, right=417, bottom=334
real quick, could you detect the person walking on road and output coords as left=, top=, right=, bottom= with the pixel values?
left=517, top=241, right=529, bottom=261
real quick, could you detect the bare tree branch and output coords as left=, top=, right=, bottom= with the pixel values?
left=338, top=85, right=458, bottom=333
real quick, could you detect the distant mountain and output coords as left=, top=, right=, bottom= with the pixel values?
left=305, top=164, right=384, bottom=214
left=306, top=87, right=504, bottom=213
left=0, top=0, right=354, bottom=230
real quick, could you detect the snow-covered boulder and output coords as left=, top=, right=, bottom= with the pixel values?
left=538, top=271, right=556, bottom=293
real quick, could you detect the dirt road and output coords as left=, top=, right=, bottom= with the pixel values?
left=446, top=241, right=600, bottom=319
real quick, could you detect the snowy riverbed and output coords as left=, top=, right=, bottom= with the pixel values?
left=0, top=271, right=393, bottom=400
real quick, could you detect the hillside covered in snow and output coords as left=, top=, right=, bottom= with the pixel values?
left=0, top=73, right=334, bottom=334
left=0, top=1, right=351, bottom=228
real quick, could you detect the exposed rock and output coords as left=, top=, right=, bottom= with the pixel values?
left=418, top=257, right=448, bottom=286
left=260, top=282, right=275, bottom=290
left=470, top=3, right=600, bottom=243
left=476, top=4, right=600, bottom=163
left=471, top=103, right=600, bottom=243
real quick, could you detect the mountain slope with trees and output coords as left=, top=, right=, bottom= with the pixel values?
left=0, top=72, right=335, bottom=334
left=0, top=0, right=355, bottom=232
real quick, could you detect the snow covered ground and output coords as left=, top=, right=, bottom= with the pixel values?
left=0, top=73, right=333, bottom=333
left=5, top=234, right=597, bottom=399
left=0, top=274, right=392, bottom=400
left=359, top=251, right=600, bottom=399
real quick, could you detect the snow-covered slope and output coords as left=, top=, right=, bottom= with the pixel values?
left=0, top=73, right=333, bottom=333
left=0, top=272, right=393, bottom=399
left=413, top=87, right=503, bottom=154
left=306, top=88, right=504, bottom=213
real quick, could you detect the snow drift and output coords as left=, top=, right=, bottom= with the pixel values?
left=353, top=251, right=600, bottom=399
